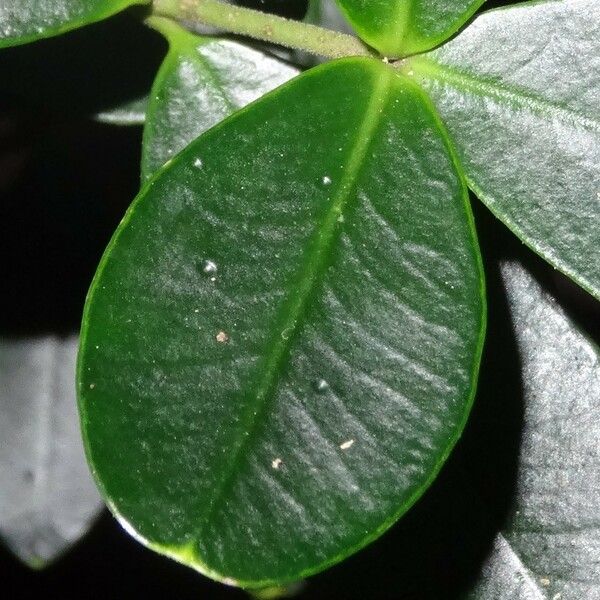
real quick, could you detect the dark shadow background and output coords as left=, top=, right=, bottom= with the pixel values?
left=1, top=1, right=598, bottom=598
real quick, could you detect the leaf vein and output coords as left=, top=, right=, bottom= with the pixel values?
left=410, top=59, right=600, bottom=133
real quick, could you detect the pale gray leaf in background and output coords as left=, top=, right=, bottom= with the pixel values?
left=467, top=260, right=600, bottom=600
left=94, top=94, right=148, bottom=126
left=0, top=336, right=104, bottom=567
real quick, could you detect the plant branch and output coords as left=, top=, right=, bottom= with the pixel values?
left=152, top=0, right=374, bottom=59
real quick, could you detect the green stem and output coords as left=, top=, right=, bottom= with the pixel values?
left=152, top=0, right=374, bottom=59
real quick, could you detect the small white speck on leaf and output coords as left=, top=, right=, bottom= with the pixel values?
left=340, top=439, right=354, bottom=450
left=201, top=259, right=218, bottom=275
left=216, top=331, right=229, bottom=343
left=271, top=458, right=283, bottom=469
left=314, top=378, right=329, bottom=393
left=193, top=157, right=203, bottom=169
left=89, top=383, right=95, bottom=390
left=539, top=577, right=550, bottom=587
left=322, top=175, right=332, bottom=186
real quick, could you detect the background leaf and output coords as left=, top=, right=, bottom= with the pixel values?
left=95, top=95, right=149, bottom=127
left=0, top=0, right=146, bottom=48
left=306, top=0, right=353, bottom=34
left=333, top=0, right=484, bottom=56
left=78, top=58, right=485, bottom=586
left=0, top=336, right=104, bottom=567
left=406, top=0, right=600, bottom=300
left=141, top=17, right=299, bottom=180
left=465, top=256, right=600, bottom=599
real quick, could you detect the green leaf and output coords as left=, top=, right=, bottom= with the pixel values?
left=0, top=336, right=103, bottom=568
left=466, top=258, right=600, bottom=599
left=141, top=17, right=299, bottom=180
left=405, top=0, right=600, bottom=300
left=0, top=0, right=145, bottom=48
left=77, top=57, right=485, bottom=587
left=333, top=0, right=484, bottom=57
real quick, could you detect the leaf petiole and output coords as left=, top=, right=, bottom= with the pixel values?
left=152, top=0, right=375, bottom=59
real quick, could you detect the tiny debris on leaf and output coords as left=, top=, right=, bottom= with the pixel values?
left=216, top=331, right=229, bottom=343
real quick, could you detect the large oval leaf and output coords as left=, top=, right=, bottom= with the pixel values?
left=467, top=259, right=600, bottom=599
left=78, top=58, right=485, bottom=586
left=405, top=0, right=600, bottom=300
left=0, top=0, right=144, bottom=48
left=334, top=0, right=484, bottom=57
left=0, top=336, right=103, bottom=567
left=141, top=17, right=299, bottom=180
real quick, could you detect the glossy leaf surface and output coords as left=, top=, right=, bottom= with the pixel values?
left=78, top=58, right=485, bottom=586
left=407, top=0, right=600, bottom=300
left=141, top=17, right=298, bottom=180
left=0, top=336, right=103, bottom=567
left=467, top=259, right=600, bottom=600
left=333, top=0, right=484, bottom=57
left=0, top=0, right=144, bottom=48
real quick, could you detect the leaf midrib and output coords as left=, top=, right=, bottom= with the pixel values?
left=409, top=57, right=600, bottom=133
left=194, top=44, right=238, bottom=114
left=390, top=1, right=413, bottom=55
left=193, top=65, right=394, bottom=543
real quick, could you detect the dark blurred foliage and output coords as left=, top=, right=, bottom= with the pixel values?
left=0, top=8, right=165, bottom=335
left=234, top=0, right=309, bottom=20
left=0, top=0, right=597, bottom=598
